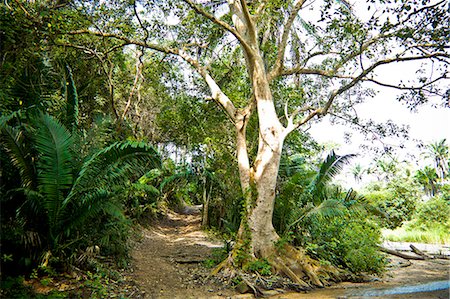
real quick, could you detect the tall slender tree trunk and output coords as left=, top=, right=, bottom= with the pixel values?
left=244, top=54, right=284, bottom=257
left=211, top=1, right=341, bottom=287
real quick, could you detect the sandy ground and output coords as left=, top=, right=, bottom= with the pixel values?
left=130, top=210, right=236, bottom=299
left=130, top=211, right=450, bottom=299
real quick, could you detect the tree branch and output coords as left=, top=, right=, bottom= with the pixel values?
left=364, top=75, right=448, bottom=91
left=283, top=103, right=315, bottom=136
left=67, top=29, right=175, bottom=54
left=238, top=0, right=257, bottom=44
left=66, top=29, right=237, bottom=121
left=269, top=0, right=307, bottom=81
left=320, top=52, right=450, bottom=116
left=282, top=33, right=390, bottom=78
left=284, top=51, right=448, bottom=135
left=182, top=0, right=253, bottom=54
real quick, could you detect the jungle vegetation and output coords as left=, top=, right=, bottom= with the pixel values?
left=1, top=0, right=449, bottom=296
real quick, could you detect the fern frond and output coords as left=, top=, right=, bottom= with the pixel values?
left=0, top=124, right=36, bottom=188
left=65, top=141, right=161, bottom=206
left=34, top=113, right=73, bottom=237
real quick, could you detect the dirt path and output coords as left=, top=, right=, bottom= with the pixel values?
left=130, top=210, right=237, bottom=299
left=130, top=210, right=449, bottom=299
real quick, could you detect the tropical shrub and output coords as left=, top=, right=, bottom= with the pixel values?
left=364, top=178, right=420, bottom=229
left=0, top=111, right=161, bottom=272
left=275, top=151, right=386, bottom=274
left=306, top=217, right=385, bottom=274
left=410, top=197, right=450, bottom=231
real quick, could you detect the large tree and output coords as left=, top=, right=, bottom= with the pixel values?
left=8, top=0, right=449, bottom=287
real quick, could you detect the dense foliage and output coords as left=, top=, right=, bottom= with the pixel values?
left=1, top=0, right=449, bottom=296
left=274, top=150, right=386, bottom=274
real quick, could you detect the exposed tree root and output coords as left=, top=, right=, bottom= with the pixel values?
left=268, top=243, right=342, bottom=288
left=211, top=242, right=343, bottom=291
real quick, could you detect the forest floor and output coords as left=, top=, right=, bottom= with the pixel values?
left=7, top=210, right=447, bottom=298
left=129, top=209, right=237, bottom=299
left=129, top=209, right=450, bottom=299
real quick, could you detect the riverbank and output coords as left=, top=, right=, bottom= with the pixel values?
left=269, top=256, right=449, bottom=298
left=130, top=210, right=449, bottom=298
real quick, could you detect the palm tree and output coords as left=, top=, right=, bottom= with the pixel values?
left=425, top=139, right=449, bottom=180
left=351, top=164, right=365, bottom=184
left=414, top=166, right=438, bottom=197
left=275, top=150, right=360, bottom=235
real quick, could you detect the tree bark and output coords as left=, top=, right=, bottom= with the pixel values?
left=221, top=2, right=341, bottom=287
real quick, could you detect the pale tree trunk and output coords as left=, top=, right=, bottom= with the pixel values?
left=246, top=55, right=284, bottom=258
left=222, top=2, right=339, bottom=287
left=228, top=3, right=284, bottom=257
left=228, top=56, right=337, bottom=287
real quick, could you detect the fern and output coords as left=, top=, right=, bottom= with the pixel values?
left=33, top=113, right=73, bottom=239
left=65, top=141, right=161, bottom=206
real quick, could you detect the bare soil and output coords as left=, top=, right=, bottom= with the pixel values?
left=130, top=210, right=236, bottom=299
left=130, top=210, right=450, bottom=299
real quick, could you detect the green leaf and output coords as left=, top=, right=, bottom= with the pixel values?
left=65, top=141, right=161, bottom=206
left=33, top=113, right=74, bottom=237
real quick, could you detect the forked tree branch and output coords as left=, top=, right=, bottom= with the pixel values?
left=284, top=52, right=449, bottom=135
left=269, top=0, right=307, bottom=81
left=182, top=0, right=253, bottom=54
left=320, top=52, right=450, bottom=116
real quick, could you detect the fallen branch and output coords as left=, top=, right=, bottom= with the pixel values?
left=409, top=244, right=433, bottom=259
left=378, top=246, right=425, bottom=260
left=430, top=254, right=450, bottom=260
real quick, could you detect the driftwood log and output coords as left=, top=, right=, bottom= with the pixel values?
left=409, top=244, right=433, bottom=259
left=379, top=244, right=450, bottom=260
left=378, top=246, right=425, bottom=260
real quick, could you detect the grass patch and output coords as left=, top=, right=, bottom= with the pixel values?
left=383, top=225, right=450, bottom=245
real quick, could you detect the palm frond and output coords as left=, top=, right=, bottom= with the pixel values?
left=310, top=199, right=347, bottom=220
left=160, top=166, right=194, bottom=192
left=63, top=189, right=125, bottom=236
left=132, top=182, right=160, bottom=195
left=289, top=199, right=347, bottom=230
left=15, top=188, right=46, bottom=219
left=0, top=110, right=24, bottom=126
left=33, top=113, right=74, bottom=236
left=309, top=150, right=355, bottom=203
left=66, top=141, right=161, bottom=206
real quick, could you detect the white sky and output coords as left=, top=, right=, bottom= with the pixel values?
left=309, top=93, right=449, bottom=158
left=308, top=55, right=449, bottom=168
